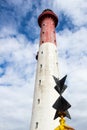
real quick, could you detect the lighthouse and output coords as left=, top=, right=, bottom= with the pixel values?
left=30, top=9, right=59, bottom=130
left=30, top=9, right=75, bottom=130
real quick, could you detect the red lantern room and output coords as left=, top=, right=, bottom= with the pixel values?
left=38, top=9, right=58, bottom=46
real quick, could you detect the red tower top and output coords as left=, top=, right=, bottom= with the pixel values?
left=38, top=9, right=58, bottom=46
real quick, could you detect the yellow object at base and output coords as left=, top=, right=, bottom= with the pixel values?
left=54, top=116, right=75, bottom=130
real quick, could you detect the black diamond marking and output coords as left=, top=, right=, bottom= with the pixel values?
left=52, top=75, right=72, bottom=120
left=53, top=96, right=71, bottom=111
left=54, top=110, right=71, bottom=120
left=53, top=76, right=59, bottom=85
left=53, top=75, right=67, bottom=94
left=54, top=84, right=67, bottom=95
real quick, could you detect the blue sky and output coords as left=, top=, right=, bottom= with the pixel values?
left=0, top=0, right=87, bottom=130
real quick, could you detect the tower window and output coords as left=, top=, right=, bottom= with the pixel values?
left=54, top=40, right=56, bottom=42
left=43, top=23, right=45, bottom=26
left=56, top=62, right=58, bottom=65
left=41, top=51, right=43, bottom=54
left=42, top=32, right=44, bottom=34
left=35, top=122, right=38, bottom=129
left=42, top=41, right=44, bottom=43
left=39, top=80, right=41, bottom=85
left=38, top=99, right=40, bottom=104
left=40, top=64, right=42, bottom=68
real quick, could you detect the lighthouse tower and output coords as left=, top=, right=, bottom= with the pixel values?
left=30, top=9, right=59, bottom=130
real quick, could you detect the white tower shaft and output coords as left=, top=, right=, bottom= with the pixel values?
left=30, top=9, right=59, bottom=130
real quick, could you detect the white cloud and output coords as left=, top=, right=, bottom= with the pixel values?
left=0, top=32, right=38, bottom=129
left=53, top=0, right=87, bottom=26
left=0, top=26, right=17, bottom=38
left=6, top=0, right=33, bottom=17
left=0, top=0, right=87, bottom=130
left=56, top=27, right=87, bottom=129
left=57, top=27, right=87, bottom=69
left=0, top=84, right=33, bottom=130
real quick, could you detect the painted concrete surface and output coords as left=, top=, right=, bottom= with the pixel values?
left=30, top=43, right=59, bottom=130
left=40, top=17, right=56, bottom=45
